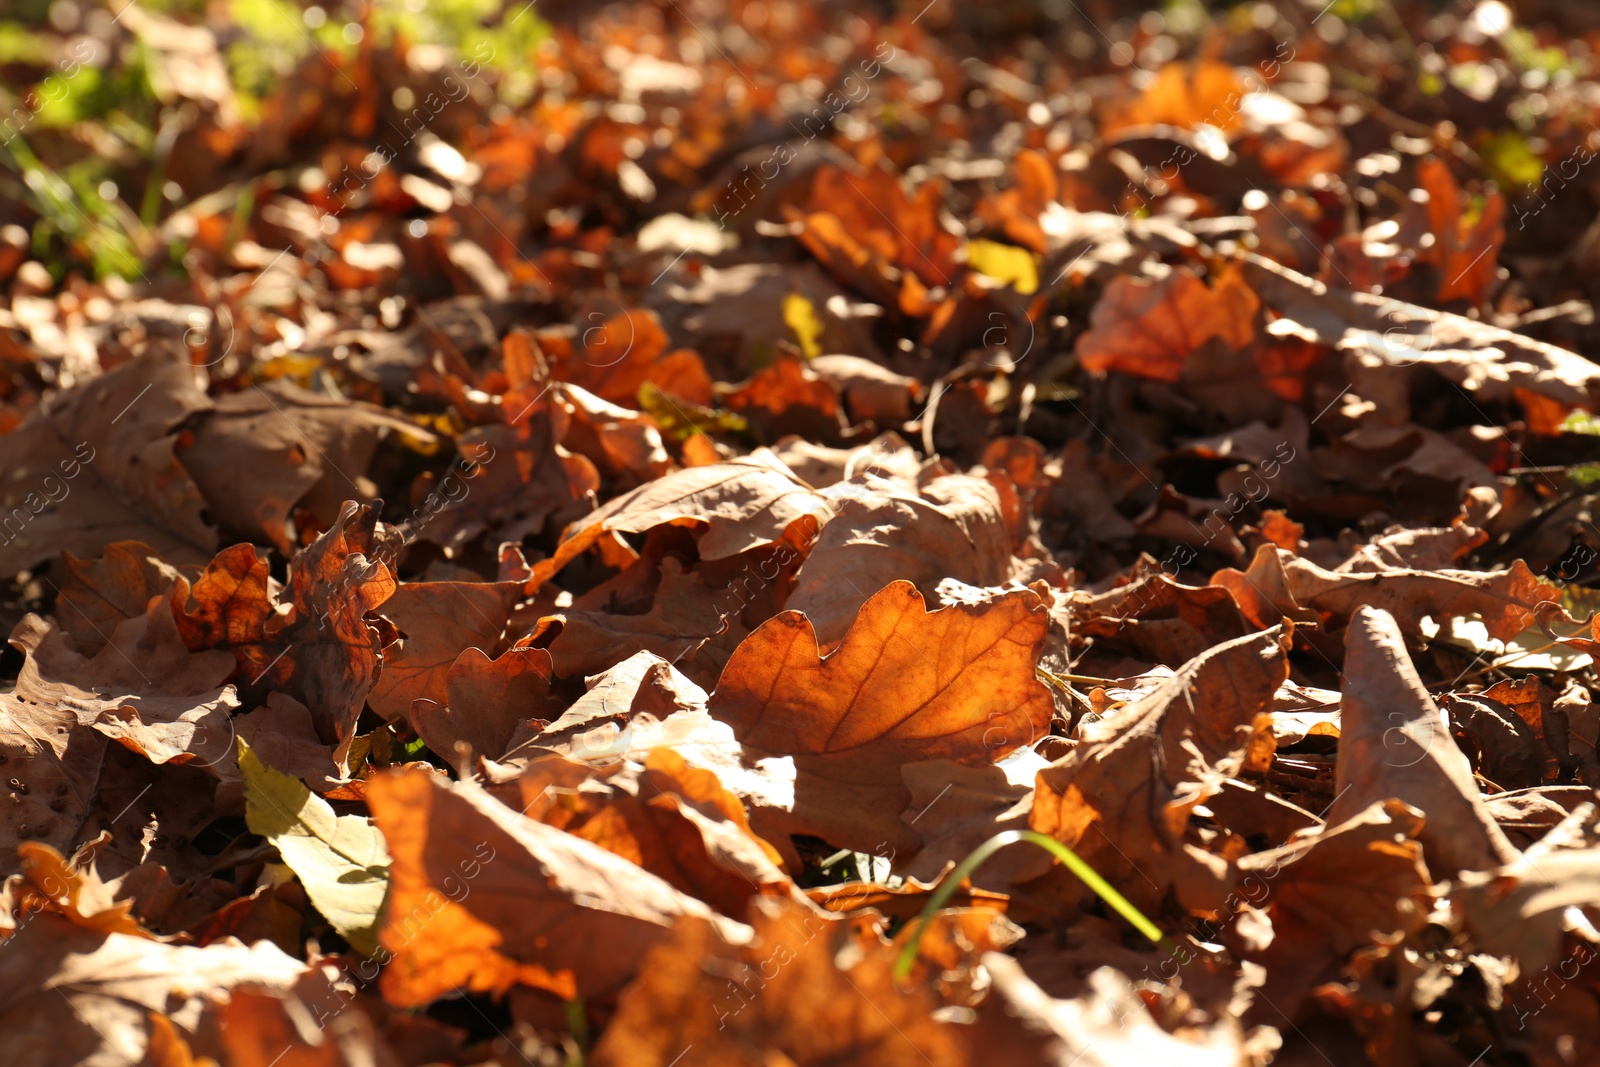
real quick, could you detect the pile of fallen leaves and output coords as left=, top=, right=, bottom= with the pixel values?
left=14, top=0, right=1600, bottom=1064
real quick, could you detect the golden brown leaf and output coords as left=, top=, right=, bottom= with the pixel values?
left=710, top=580, right=1053, bottom=857
left=1029, top=627, right=1291, bottom=912
left=591, top=898, right=968, bottom=1067
left=366, top=766, right=750, bottom=1007
left=1076, top=269, right=1258, bottom=383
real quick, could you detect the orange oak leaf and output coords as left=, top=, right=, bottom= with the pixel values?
left=708, top=580, right=1053, bottom=857
left=365, top=766, right=750, bottom=1007
left=1076, top=269, right=1258, bottom=382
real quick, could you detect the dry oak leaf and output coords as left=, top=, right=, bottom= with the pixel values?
left=722, top=355, right=841, bottom=425
left=0, top=605, right=237, bottom=873
left=365, top=766, right=751, bottom=1007
left=1227, top=798, right=1433, bottom=1018
left=547, top=307, right=713, bottom=409
left=516, top=748, right=792, bottom=919
left=899, top=751, right=1056, bottom=894
left=591, top=897, right=968, bottom=1067
left=0, top=913, right=311, bottom=1067
left=363, top=578, right=522, bottom=724
left=173, top=502, right=398, bottom=757
left=1102, top=60, right=1250, bottom=136
left=54, top=541, right=183, bottom=655
left=554, top=381, right=674, bottom=483
left=708, top=580, right=1053, bottom=859
left=1241, top=253, right=1600, bottom=410
left=6, top=840, right=147, bottom=938
left=972, top=954, right=1259, bottom=1067
left=975, top=147, right=1060, bottom=255
left=785, top=472, right=1014, bottom=648
left=21, top=600, right=239, bottom=775
left=808, top=354, right=921, bottom=426
left=0, top=356, right=215, bottom=576
left=803, top=164, right=962, bottom=289
left=1068, top=570, right=1251, bottom=667
left=1453, top=800, right=1600, bottom=975
left=177, top=382, right=429, bottom=555
left=1215, top=544, right=1556, bottom=642
left=526, top=450, right=831, bottom=592
left=410, top=645, right=562, bottom=763
left=529, top=556, right=729, bottom=679
left=1029, top=627, right=1291, bottom=913
left=191, top=986, right=403, bottom=1067
left=1326, top=606, right=1519, bottom=878
left=1075, top=268, right=1259, bottom=383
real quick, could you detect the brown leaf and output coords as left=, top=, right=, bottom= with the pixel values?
left=1228, top=799, right=1433, bottom=1018
left=410, top=645, right=561, bottom=762
left=550, top=307, right=712, bottom=409
left=709, top=580, right=1053, bottom=857
left=366, top=766, right=750, bottom=1007
left=591, top=898, right=969, bottom=1067
left=1215, top=544, right=1556, bottom=642
left=808, top=354, right=920, bottom=425
left=1454, top=801, right=1600, bottom=975
left=1029, top=627, right=1291, bottom=911
left=972, top=953, right=1258, bottom=1067
left=785, top=473, right=1015, bottom=647
left=0, top=913, right=312, bottom=1067
left=1326, top=606, right=1519, bottom=877
left=364, top=579, right=521, bottom=723
left=20, top=603, right=239, bottom=775
left=173, top=504, right=398, bottom=756
left=177, top=383, right=428, bottom=554
left=1414, top=157, right=1505, bottom=305
left=55, top=542, right=182, bottom=655
left=1242, top=253, right=1600, bottom=410
left=0, top=356, right=215, bottom=575
left=517, top=749, right=791, bottom=918
left=1075, top=269, right=1258, bottom=383
left=530, top=556, right=729, bottom=678
left=527, top=451, right=831, bottom=592
left=1103, top=60, right=1249, bottom=135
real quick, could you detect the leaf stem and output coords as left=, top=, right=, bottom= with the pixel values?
left=892, top=829, right=1164, bottom=984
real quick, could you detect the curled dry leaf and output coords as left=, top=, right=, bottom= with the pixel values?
left=1227, top=798, right=1433, bottom=1018
left=1216, top=544, right=1556, bottom=643
left=526, top=450, right=831, bottom=592
left=1327, top=606, right=1519, bottom=877
left=517, top=748, right=792, bottom=918
left=176, top=382, right=428, bottom=554
left=365, top=765, right=750, bottom=1007
left=0, top=913, right=312, bottom=1067
left=171, top=502, right=398, bottom=756
left=21, top=604, right=239, bottom=775
left=54, top=542, right=182, bottom=655
left=973, top=953, right=1260, bottom=1067
left=529, top=556, right=729, bottom=679
left=1242, top=253, right=1600, bottom=410
left=1029, top=627, right=1291, bottom=912
left=1454, top=801, right=1600, bottom=975
left=591, top=897, right=969, bottom=1067
left=709, top=580, right=1054, bottom=857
